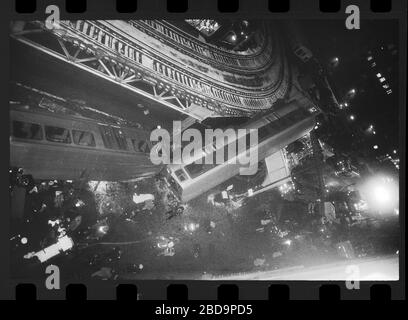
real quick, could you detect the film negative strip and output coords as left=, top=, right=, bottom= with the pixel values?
left=0, top=0, right=405, bottom=304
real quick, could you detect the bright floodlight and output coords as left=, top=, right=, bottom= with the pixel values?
left=347, top=89, right=357, bottom=99
left=330, top=57, right=340, bottom=67
left=358, top=175, right=399, bottom=213
left=373, top=185, right=391, bottom=203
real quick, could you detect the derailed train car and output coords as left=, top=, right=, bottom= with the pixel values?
left=10, top=105, right=162, bottom=181
left=164, top=100, right=319, bottom=202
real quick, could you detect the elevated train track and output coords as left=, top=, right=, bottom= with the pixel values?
left=10, top=20, right=320, bottom=186
left=10, top=20, right=292, bottom=120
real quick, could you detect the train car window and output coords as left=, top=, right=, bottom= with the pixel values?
left=185, top=161, right=215, bottom=179
left=112, top=128, right=129, bottom=150
left=258, top=108, right=309, bottom=143
left=258, top=125, right=273, bottom=141
left=174, top=169, right=188, bottom=182
left=72, top=130, right=96, bottom=147
left=275, top=116, right=290, bottom=129
left=131, top=139, right=150, bottom=153
left=12, top=120, right=43, bottom=140
left=265, top=114, right=278, bottom=122
left=292, top=108, right=309, bottom=121
left=217, top=142, right=236, bottom=163
left=45, top=126, right=71, bottom=143
left=99, top=125, right=129, bottom=150
left=99, top=125, right=117, bottom=149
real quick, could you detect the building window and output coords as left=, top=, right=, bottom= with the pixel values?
left=72, top=130, right=96, bottom=147
left=12, top=120, right=43, bottom=140
left=45, top=126, right=71, bottom=143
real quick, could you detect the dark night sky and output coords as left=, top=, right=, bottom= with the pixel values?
left=300, top=19, right=400, bottom=155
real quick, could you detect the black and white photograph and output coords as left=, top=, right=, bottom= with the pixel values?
left=8, top=15, right=401, bottom=284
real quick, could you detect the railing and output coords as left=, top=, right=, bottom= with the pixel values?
left=133, top=20, right=274, bottom=71
left=64, top=20, right=291, bottom=112
left=14, top=20, right=291, bottom=116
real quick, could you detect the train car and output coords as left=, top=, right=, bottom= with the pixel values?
left=164, top=100, right=319, bottom=202
left=10, top=104, right=162, bottom=181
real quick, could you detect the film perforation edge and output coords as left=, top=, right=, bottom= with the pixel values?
left=1, top=0, right=405, bottom=301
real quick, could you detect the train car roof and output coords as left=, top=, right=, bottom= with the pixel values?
left=10, top=103, right=147, bottom=133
